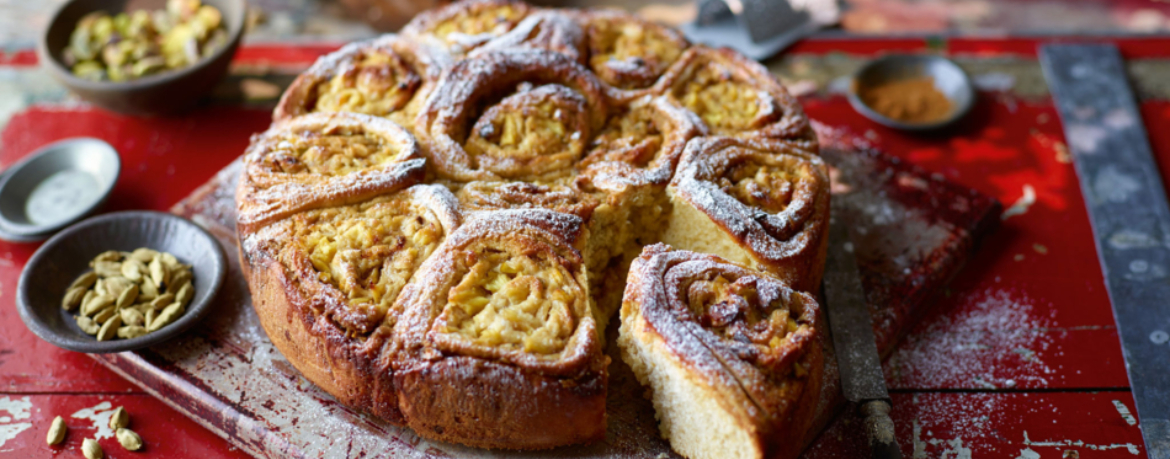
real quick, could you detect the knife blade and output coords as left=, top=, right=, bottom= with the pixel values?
left=1040, top=43, right=1170, bottom=459
left=823, top=205, right=904, bottom=459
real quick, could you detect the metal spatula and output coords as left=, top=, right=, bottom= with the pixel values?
left=681, top=0, right=838, bottom=61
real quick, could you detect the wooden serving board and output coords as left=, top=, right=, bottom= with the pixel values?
left=89, top=126, right=1001, bottom=459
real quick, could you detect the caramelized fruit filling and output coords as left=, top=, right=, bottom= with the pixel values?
left=441, top=249, right=582, bottom=355
left=295, top=195, right=445, bottom=322
left=674, top=62, right=762, bottom=134
left=259, top=128, right=406, bottom=176
left=718, top=161, right=802, bottom=214
left=588, top=19, right=685, bottom=89
left=464, top=84, right=589, bottom=177
left=684, top=274, right=802, bottom=354
left=587, top=104, right=664, bottom=166
left=432, top=4, right=526, bottom=44
left=314, top=51, right=421, bottom=117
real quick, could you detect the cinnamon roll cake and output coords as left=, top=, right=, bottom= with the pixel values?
left=618, top=244, right=824, bottom=459
left=238, top=0, right=831, bottom=453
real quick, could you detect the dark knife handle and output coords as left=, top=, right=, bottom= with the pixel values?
left=860, top=400, right=903, bottom=459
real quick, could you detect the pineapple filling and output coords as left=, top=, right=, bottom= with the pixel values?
left=259, top=128, right=406, bottom=176
left=674, top=62, right=762, bottom=134
left=718, top=161, right=802, bottom=215
left=295, top=195, right=445, bottom=321
left=684, top=274, right=802, bottom=353
left=464, top=84, right=588, bottom=177
left=587, top=19, right=685, bottom=89
left=586, top=104, right=664, bottom=166
left=432, top=4, right=526, bottom=44
left=441, top=249, right=583, bottom=355
left=314, top=51, right=421, bottom=118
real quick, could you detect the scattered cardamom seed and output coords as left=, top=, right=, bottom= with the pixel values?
left=116, top=428, right=143, bottom=451
left=82, top=438, right=103, bottom=459
left=46, top=415, right=66, bottom=445
left=109, top=406, right=129, bottom=429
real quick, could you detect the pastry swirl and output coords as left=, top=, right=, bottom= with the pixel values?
left=391, top=209, right=606, bottom=448
left=577, top=95, right=705, bottom=189
left=661, top=136, right=829, bottom=293
left=581, top=9, right=690, bottom=91
left=618, top=244, right=823, bottom=459
left=236, top=112, right=424, bottom=234
left=658, top=47, right=816, bottom=144
left=469, top=10, right=586, bottom=63
left=456, top=179, right=601, bottom=221
left=402, top=0, right=533, bottom=55
left=415, top=49, right=609, bottom=181
left=274, top=35, right=449, bottom=125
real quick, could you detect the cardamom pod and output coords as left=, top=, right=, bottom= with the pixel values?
left=103, top=276, right=132, bottom=298
left=139, top=278, right=159, bottom=301
left=69, top=272, right=98, bottom=290
left=116, top=427, right=142, bottom=451
left=116, top=283, right=139, bottom=309
left=145, top=308, right=157, bottom=328
left=82, top=438, right=103, bottom=459
left=117, top=325, right=148, bottom=339
left=94, top=260, right=122, bottom=278
left=46, top=415, right=66, bottom=445
left=120, top=307, right=145, bottom=327
left=92, top=307, right=117, bottom=325
left=62, top=286, right=87, bottom=311
left=82, top=294, right=114, bottom=315
left=169, top=269, right=192, bottom=291
left=148, top=302, right=183, bottom=332
left=121, top=258, right=146, bottom=282
left=174, top=281, right=194, bottom=307
left=149, top=293, right=174, bottom=311
left=109, top=406, right=129, bottom=429
left=76, top=315, right=100, bottom=335
left=91, top=250, right=122, bottom=264
left=149, top=257, right=169, bottom=288
left=130, top=248, right=158, bottom=263
left=97, top=314, right=122, bottom=341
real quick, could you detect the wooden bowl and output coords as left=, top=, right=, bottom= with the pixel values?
left=38, top=0, right=247, bottom=116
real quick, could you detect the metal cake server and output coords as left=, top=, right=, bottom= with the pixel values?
left=681, top=0, right=838, bottom=61
left=823, top=206, right=904, bottom=459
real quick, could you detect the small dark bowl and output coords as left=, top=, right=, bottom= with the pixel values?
left=848, top=54, right=975, bottom=131
left=38, top=0, right=247, bottom=116
left=0, top=137, right=121, bottom=239
left=17, top=211, right=226, bottom=353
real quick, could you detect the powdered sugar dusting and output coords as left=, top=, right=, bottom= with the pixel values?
left=886, top=288, right=1058, bottom=389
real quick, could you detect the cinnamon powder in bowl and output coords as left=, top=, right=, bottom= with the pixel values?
left=848, top=54, right=974, bottom=131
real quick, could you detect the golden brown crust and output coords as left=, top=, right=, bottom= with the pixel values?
left=668, top=136, right=830, bottom=293
left=235, top=112, right=425, bottom=235
left=657, top=46, right=817, bottom=145
left=240, top=232, right=407, bottom=424
left=415, top=49, right=610, bottom=182
left=469, top=10, right=587, bottom=63
left=456, top=179, right=601, bottom=221
left=580, top=9, right=690, bottom=92
left=273, top=35, right=450, bottom=125
left=620, top=244, right=824, bottom=459
left=389, top=210, right=608, bottom=448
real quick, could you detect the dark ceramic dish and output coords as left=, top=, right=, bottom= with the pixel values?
left=17, top=211, right=226, bottom=353
left=38, top=0, right=247, bottom=116
left=0, top=137, right=121, bottom=240
left=848, top=54, right=975, bottom=131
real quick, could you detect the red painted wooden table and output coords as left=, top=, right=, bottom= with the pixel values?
left=1, top=37, right=1167, bottom=458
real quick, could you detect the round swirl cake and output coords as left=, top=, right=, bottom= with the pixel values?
left=236, top=0, right=828, bottom=455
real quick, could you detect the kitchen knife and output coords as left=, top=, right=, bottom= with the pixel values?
left=1041, top=44, right=1170, bottom=459
left=823, top=206, right=904, bottom=459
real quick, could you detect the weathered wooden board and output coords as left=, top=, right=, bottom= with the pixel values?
left=87, top=125, right=1000, bottom=458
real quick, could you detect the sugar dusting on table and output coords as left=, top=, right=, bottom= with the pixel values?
left=886, top=288, right=1057, bottom=389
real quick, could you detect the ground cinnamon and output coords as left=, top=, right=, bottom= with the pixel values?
left=858, top=77, right=952, bottom=123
